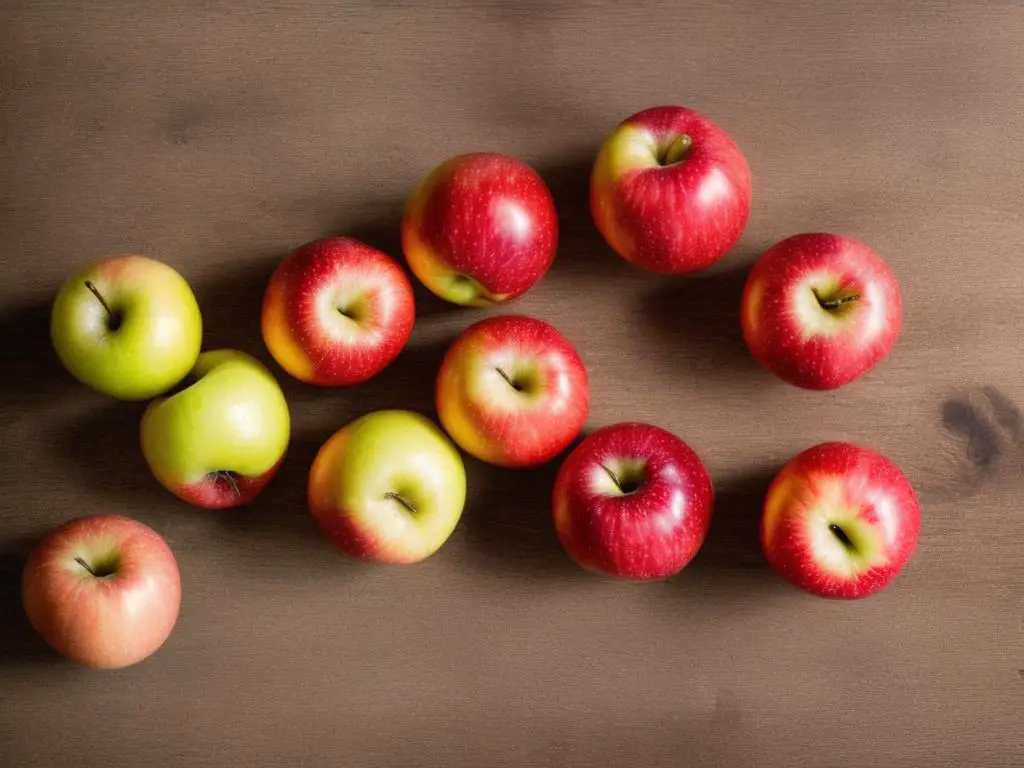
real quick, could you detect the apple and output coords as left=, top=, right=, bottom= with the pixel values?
left=590, top=105, right=752, bottom=275
left=308, top=409, right=467, bottom=564
left=436, top=314, right=589, bottom=468
left=21, top=514, right=181, bottom=669
left=50, top=254, right=203, bottom=400
left=552, top=422, right=714, bottom=580
left=141, top=349, right=291, bottom=509
left=740, top=233, right=903, bottom=390
left=760, top=441, right=921, bottom=599
left=401, top=152, right=558, bottom=306
left=261, top=237, right=415, bottom=386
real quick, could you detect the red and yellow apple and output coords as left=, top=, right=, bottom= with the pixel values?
left=21, top=514, right=181, bottom=669
left=741, top=233, right=903, bottom=390
left=141, top=349, right=291, bottom=509
left=401, top=152, right=558, bottom=306
left=50, top=254, right=202, bottom=400
left=590, top=105, right=752, bottom=274
left=308, top=410, right=467, bottom=564
left=553, top=422, right=714, bottom=580
left=761, top=441, right=921, bottom=599
left=436, top=314, right=589, bottom=468
left=262, top=237, right=415, bottom=386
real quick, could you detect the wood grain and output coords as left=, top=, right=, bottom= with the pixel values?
left=1, top=1, right=1022, bottom=765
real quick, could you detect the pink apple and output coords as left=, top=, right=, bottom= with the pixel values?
left=262, top=236, right=415, bottom=386
left=436, top=314, right=589, bottom=468
left=761, top=441, right=921, bottom=599
left=401, top=152, right=558, bottom=306
left=552, top=422, right=714, bottom=580
left=590, top=105, right=752, bottom=274
left=740, top=233, right=903, bottom=390
left=21, top=514, right=181, bottom=669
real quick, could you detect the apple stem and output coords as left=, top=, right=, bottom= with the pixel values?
left=659, top=134, right=693, bottom=165
left=385, top=491, right=417, bottom=515
left=599, top=464, right=625, bottom=493
left=84, top=281, right=122, bottom=331
left=74, top=557, right=98, bottom=577
left=815, top=291, right=861, bottom=311
left=828, top=523, right=856, bottom=552
left=495, top=367, right=522, bottom=392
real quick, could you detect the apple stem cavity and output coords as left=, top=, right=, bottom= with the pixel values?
left=384, top=491, right=417, bottom=516
left=599, top=464, right=643, bottom=495
left=84, top=280, right=123, bottom=331
left=828, top=523, right=857, bottom=552
left=659, top=134, right=693, bottom=166
left=74, top=556, right=116, bottom=578
left=495, top=367, right=524, bottom=393
left=336, top=304, right=360, bottom=323
left=814, top=290, right=861, bottom=311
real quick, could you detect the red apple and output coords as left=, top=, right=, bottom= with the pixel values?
left=761, top=441, right=921, bottom=599
left=552, top=423, right=714, bottom=580
left=590, top=105, right=752, bottom=274
left=740, top=233, right=903, bottom=390
left=21, top=514, right=181, bottom=669
left=436, top=314, right=589, bottom=468
left=262, top=236, right=415, bottom=386
left=401, top=152, right=558, bottom=306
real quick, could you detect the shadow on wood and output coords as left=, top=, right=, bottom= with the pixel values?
left=686, top=466, right=779, bottom=576
left=637, top=258, right=766, bottom=380
left=0, top=534, right=64, bottom=665
left=457, top=434, right=586, bottom=579
left=534, top=152, right=636, bottom=283
left=54, top=400, right=156, bottom=508
left=0, top=300, right=80, bottom=417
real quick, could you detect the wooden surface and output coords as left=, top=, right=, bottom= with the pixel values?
left=1, top=2, right=1022, bottom=766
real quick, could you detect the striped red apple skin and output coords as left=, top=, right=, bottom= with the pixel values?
left=761, top=441, right=921, bottom=599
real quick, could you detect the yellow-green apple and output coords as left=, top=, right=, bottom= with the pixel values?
left=308, top=410, right=466, bottom=564
left=552, top=422, right=714, bottom=580
left=401, top=152, right=558, bottom=306
left=21, top=514, right=181, bottom=669
left=141, top=349, right=290, bottom=509
left=50, top=254, right=202, bottom=400
left=590, top=105, right=751, bottom=275
left=261, top=237, right=415, bottom=386
left=761, top=441, right=920, bottom=599
left=436, top=314, right=589, bottom=468
left=740, top=233, right=902, bottom=390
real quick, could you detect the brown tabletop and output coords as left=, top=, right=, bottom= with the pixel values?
left=2, top=2, right=1022, bottom=766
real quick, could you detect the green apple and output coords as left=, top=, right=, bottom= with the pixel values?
left=50, top=254, right=203, bottom=400
left=141, top=349, right=291, bottom=509
left=308, top=410, right=467, bottom=564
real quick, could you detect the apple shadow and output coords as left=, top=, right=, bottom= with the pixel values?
left=676, top=466, right=783, bottom=587
left=210, top=430, right=344, bottom=571
left=338, top=335, right=459, bottom=419
left=54, top=400, right=158, bottom=509
left=0, top=299, right=80, bottom=413
left=456, top=434, right=586, bottom=579
left=637, top=257, right=768, bottom=380
left=0, top=534, right=64, bottom=665
left=192, top=249, right=285, bottom=367
left=532, top=152, right=638, bottom=284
